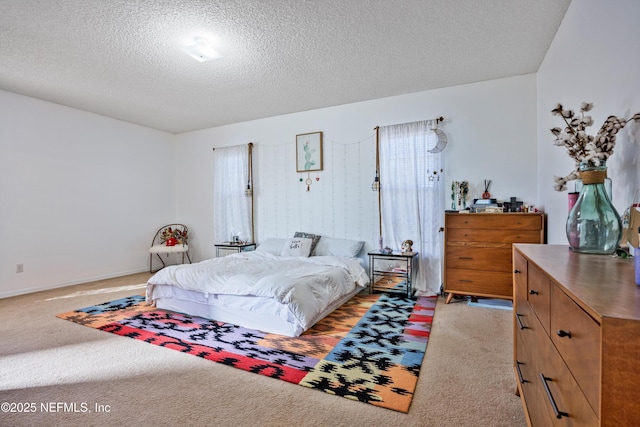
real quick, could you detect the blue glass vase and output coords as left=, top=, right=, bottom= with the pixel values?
left=566, top=162, right=622, bottom=254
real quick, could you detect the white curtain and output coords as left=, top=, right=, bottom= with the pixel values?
left=213, top=144, right=252, bottom=243
left=379, top=120, right=444, bottom=294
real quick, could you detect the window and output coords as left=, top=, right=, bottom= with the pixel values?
left=379, top=120, right=444, bottom=294
left=213, top=145, right=252, bottom=243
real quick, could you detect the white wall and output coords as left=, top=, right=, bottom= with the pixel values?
left=176, top=74, right=539, bottom=275
left=5, top=0, right=638, bottom=298
left=537, top=0, right=640, bottom=244
left=0, top=90, right=176, bottom=298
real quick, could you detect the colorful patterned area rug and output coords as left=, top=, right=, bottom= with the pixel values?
left=57, top=289, right=437, bottom=413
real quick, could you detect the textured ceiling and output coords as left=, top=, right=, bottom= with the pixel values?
left=0, top=0, right=571, bottom=134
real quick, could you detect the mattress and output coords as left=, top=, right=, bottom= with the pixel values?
left=151, top=283, right=362, bottom=336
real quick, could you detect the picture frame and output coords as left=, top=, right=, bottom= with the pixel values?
left=296, top=131, right=323, bottom=172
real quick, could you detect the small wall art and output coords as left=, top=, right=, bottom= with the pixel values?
left=296, top=131, right=323, bottom=172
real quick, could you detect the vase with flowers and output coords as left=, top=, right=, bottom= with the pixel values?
left=552, top=102, right=640, bottom=254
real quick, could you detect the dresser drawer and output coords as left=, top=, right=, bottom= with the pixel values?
left=446, top=214, right=543, bottom=230
left=515, top=299, right=539, bottom=361
left=516, top=331, right=555, bottom=427
left=446, top=228, right=542, bottom=244
left=551, top=285, right=601, bottom=417
left=445, top=269, right=513, bottom=297
left=528, top=265, right=551, bottom=335
left=535, top=321, right=599, bottom=426
left=513, top=251, right=528, bottom=304
left=446, top=246, right=512, bottom=272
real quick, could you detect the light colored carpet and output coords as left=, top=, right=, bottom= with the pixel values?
left=0, top=273, right=526, bottom=426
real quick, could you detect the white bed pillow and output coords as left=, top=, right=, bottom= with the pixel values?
left=255, top=238, right=287, bottom=255
left=280, top=237, right=313, bottom=257
left=314, top=237, right=365, bottom=258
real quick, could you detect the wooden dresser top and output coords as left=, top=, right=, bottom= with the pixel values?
left=514, top=244, right=640, bottom=322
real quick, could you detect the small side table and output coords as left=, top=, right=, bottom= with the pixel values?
left=368, top=250, right=419, bottom=298
left=215, top=242, right=257, bottom=257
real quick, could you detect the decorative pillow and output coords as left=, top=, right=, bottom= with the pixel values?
left=314, top=237, right=365, bottom=258
left=293, top=231, right=321, bottom=255
left=255, top=238, right=287, bottom=255
left=280, top=237, right=313, bottom=257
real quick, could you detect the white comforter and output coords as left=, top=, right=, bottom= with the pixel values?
left=146, top=251, right=368, bottom=331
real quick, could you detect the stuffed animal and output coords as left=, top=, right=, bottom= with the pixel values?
left=401, top=240, right=414, bottom=253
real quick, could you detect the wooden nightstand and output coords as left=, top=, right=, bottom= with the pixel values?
left=215, top=242, right=257, bottom=257
left=368, top=250, right=418, bottom=298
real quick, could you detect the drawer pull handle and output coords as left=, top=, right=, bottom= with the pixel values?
left=459, top=256, right=473, bottom=260
left=514, top=269, right=521, bottom=274
left=557, top=329, right=572, bottom=339
left=515, top=361, right=528, bottom=384
left=515, top=313, right=528, bottom=330
left=529, top=289, right=539, bottom=295
left=459, top=279, right=473, bottom=283
left=540, top=374, right=569, bottom=419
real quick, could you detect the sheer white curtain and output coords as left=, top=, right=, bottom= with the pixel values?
left=213, top=144, right=251, bottom=243
left=379, top=120, right=444, bottom=294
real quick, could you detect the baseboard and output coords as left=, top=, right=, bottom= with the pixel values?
left=0, top=268, right=149, bottom=300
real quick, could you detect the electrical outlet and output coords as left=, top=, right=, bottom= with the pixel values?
left=16, top=264, right=24, bottom=273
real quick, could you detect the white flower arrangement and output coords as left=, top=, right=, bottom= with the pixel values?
left=551, top=102, right=640, bottom=191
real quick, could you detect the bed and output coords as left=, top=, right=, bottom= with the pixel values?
left=146, top=235, right=369, bottom=337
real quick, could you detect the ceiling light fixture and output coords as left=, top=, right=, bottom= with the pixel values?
left=181, top=37, right=222, bottom=62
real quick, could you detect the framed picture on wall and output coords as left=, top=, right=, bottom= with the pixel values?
left=296, top=131, right=323, bottom=172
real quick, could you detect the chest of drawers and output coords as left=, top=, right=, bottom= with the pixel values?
left=443, top=213, right=544, bottom=303
left=513, top=244, right=640, bottom=426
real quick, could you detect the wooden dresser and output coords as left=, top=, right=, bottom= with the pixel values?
left=443, top=212, right=544, bottom=303
left=513, top=244, right=640, bottom=426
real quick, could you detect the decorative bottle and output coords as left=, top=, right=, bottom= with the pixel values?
left=566, top=161, right=622, bottom=255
